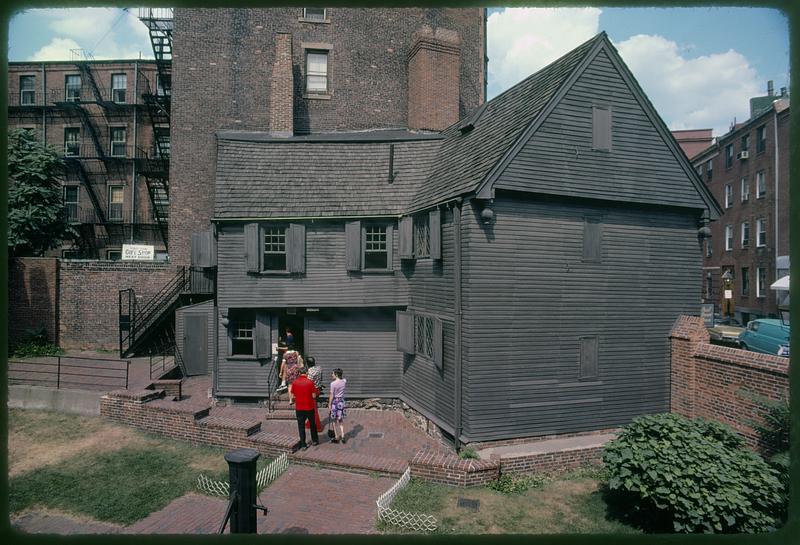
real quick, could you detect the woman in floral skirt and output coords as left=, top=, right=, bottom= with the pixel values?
left=328, top=368, right=347, bottom=443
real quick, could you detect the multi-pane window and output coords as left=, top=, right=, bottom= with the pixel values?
left=306, top=50, right=328, bottom=93
left=63, top=186, right=79, bottom=222
left=303, top=7, right=326, bottom=21
left=263, top=226, right=287, bottom=271
left=740, top=133, right=750, bottom=151
left=65, top=75, right=81, bottom=101
left=741, top=177, right=749, bottom=202
left=756, top=170, right=766, bottom=198
left=414, top=314, right=434, bottom=360
left=413, top=215, right=430, bottom=258
left=64, top=127, right=80, bottom=156
left=231, top=317, right=255, bottom=355
left=741, top=267, right=750, bottom=296
left=110, top=127, right=127, bottom=157
left=108, top=186, right=124, bottom=222
left=756, top=125, right=766, bottom=153
left=725, top=225, right=733, bottom=251
left=364, top=225, right=388, bottom=269
left=111, top=73, right=127, bottom=103
left=725, top=144, right=733, bottom=168
left=20, top=75, right=35, bottom=105
left=756, top=218, right=766, bottom=247
left=706, top=160, right=713, bottom=181
left=756, top=267, right=767, bottom=298
left=724, top=184, right=733, bottom=208
left=741, top=222, right=750, bottom=248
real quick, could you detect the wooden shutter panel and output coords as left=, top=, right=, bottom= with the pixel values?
left=432, top=317, right=443, bottom=369
left=244, top=223, right=261, bottom=272
left=592, top=105, right=612, bottom=151
left=396, top=310, right=414, bottom=353
left=345, top=221, right=361, bottom=271
left=255, top=312, right=272, bottom=359
left=399, top=216, right=413, bottom=259
left=429, top=209, right=441, bottom=260
left=580, top=336, right=599, bottom=379
left=287, top=223, right=306, bottom=273
left=583, top=218, right=602, bottom=262
left=191, top=230, right=215, bottom=267
left=385, top=223, right=394, bottom=269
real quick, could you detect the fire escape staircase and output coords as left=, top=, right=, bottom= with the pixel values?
left=65, top=159, right=108, bottom=258
left=119, top=265, right=215, bottom=358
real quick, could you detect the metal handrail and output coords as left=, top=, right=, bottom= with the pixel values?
left=8, top=355, right=130, bottom=391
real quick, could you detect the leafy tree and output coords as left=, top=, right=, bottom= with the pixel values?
left=7, top=128, right=76, bottom=256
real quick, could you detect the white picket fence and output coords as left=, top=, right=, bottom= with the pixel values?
left=197, top=452, right=289, bottom=497
left=376, top=467, right=437, bottom=533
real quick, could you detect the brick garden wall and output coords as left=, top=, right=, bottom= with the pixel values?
left=59, top=261, right=177, bottom=351
left=8, top=258, right=59, bottom=346
left=670, top=315, right=789, bottom=453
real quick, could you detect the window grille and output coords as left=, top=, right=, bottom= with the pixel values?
left=65, top=75, right=81, bottom=101
left=20, top=76, right=35, bottom=105
left=414, top=314, right=434, bottom=360
left=364, top=225, right=388, bottom=269
left=414, top=216, right=430, bottom=258
left=263, top=227, right=287, bottom=270
left=306, top=51, right=328, bottom=92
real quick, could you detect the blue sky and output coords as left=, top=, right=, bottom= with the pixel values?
left=8, top=6, right=790, bottom=136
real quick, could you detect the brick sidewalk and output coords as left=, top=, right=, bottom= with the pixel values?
left=12, top=466, right=395, bottom=535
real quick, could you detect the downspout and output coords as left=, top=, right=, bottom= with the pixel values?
left=772, top=107, right=779, bottom=276
left=453, top=199, right=463, bottom=451
left=131, top=61, right=139, bottom=240
left=41, top=63, right=46, bottom=142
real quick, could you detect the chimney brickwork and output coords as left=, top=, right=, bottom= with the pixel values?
left=269, top=32, right=294, bottom=137
left=407, top=25, right=461, bottom=131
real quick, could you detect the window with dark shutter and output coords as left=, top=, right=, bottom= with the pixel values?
left=396, top=311, right=414, bottom=353
left=363, top=224, right=389, bottom=269
left=244, top=223, right=261, bottom=272
left=229, top=309, right=255, bottom=356
left=254, top=312, right=272, bottom=359
left=583, top=217, right=602, bottom=262
left=579, top=336, right=599, bottom=380
left=287, top=223, right=306, bottom=273
left=429, top=209, right=441, bottom=260
left=263, top=225, right=287, bottom=271
left=399, top=216, right=413, bottom=259
left=345, top=221, right=361, bottom=271
left=592, top=105, right=612, bottom=151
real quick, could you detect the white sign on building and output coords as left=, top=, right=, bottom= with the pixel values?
left=122, top=244, right=155, bottom=261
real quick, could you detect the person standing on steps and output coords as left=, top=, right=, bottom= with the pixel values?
left=328, top=368, right=347, bottom=444
left=292, top=368, right=319, bottom=451
left=304, top=356, right=323, bottom=433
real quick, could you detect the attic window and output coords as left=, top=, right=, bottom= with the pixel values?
left=592, top=104, right=612, bottom=151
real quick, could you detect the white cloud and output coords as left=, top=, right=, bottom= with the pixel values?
left=29, top=37, right=82, bottom=61
left=487, top=7, right=601, bottom=98
left=614, top=34, right=762, bottom=136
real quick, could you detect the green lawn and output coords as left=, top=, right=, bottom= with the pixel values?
left=8, top=409, right=271, bottom=526
left=379, top=468, right=641, bottom=535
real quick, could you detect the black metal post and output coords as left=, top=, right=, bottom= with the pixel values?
left=224, top=448, right=260, bottom=534
left=126, top=360, right=130, bottom=389
left=57, top=355, right=61, bottom=389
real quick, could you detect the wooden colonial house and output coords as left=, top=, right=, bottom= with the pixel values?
left=177, top=33, right=721, bottom=445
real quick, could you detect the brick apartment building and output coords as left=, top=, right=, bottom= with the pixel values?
left=691, top=82, right=790, bottom=323
left=8, top=56, right=170, bottom=260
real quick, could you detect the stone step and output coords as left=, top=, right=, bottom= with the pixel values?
left=289, top=448, right=405, bottom=478
left=264, top=409, right=296, bottom=420
left=196, top=414, right=262, bottom=437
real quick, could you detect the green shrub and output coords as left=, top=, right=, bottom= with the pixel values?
left=603, top=413, right=784, bottom=533
left=458, top=447, right=479, bottom=460
left=488, top=473, right=549, bottom=494
left=738, top=390, right=790, bottom=454
left=10, top=326, right=62, bottom=358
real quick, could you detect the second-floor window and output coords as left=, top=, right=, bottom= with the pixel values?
left=706, top=159, right=713, bottom=181
left=756, top=125, right=766, bottom=153
left=108, top=186, right=124, bottom=222
left=756, top=267, right=767, bottom=298
left=413, top=215, right=430, bottom=258
left=111, top=73, right=127, bottom=103
left=305, top=50, right=328, bottom=93
left=741, top=177, right=749, bottom=202
left=364, top=225, right=388, bottom=269
left=756, top=170, right=766, bottom=198
left=725, top=144, right=733, bottom=168
left=263, top=226, right=287, bottom=271
left=740, top=133, right=750, bottom=151
left=63, top=186, right=79, bottom=222
left=64, top=127, right=80, bottom=156
left=110, top=127, right=127, bottom=157
left=303, top=7, right=326, bottom=21
left=65, top=75, right=81, bottom=101
left=724, top=184, right=733, bottom=208
left=741, top=267, right=750, bottom=296
left=19, top=75, right=35, bottom=105
left=741, top=222, right=750, bottom=248
left=756, top=218, right=766, bottom=247
left=725, top=225, right=733, bottom=251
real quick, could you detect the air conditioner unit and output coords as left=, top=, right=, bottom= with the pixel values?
left=738, top=150, right=749, bottom=160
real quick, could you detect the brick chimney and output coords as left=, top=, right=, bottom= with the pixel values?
left=407, top=25, right=461, bottom=131
left=269, top=32, right=294, bottom=137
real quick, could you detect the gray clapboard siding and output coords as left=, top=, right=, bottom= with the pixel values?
left=217, top=220, right=407, bottom=309
left=175, top=300, right=215, bottom=377
left=305, top=309, right=402, bottom=397
left=405, top=208, right=455, bottom=315
left=459, top=193, right=700, bottom=441
left=495, top=49, right=708, bottom=211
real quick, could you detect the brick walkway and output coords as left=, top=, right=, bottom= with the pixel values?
left=12, top=466, right=394, bottom=535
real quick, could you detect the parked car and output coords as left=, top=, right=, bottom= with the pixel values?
left=707, top=315, right=744, bottom=346
left=738, top=319, right=790, bottom=357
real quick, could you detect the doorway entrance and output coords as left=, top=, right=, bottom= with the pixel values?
left=278, top=311, right=305, bottom=353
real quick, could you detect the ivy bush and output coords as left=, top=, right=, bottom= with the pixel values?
left=603, top=413, right=784, bottom=533
left=458, top=447, right=479, bottom=460
left=10, top=326, right=63, bottom=358
left=487, top=473, right=549, bottom=494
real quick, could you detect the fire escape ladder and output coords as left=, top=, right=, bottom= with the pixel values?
left=77, top=62, right=107, bottom=104
left=68, top=158, right=108, bottom=226
left=144, top=175, right=170, bottom=250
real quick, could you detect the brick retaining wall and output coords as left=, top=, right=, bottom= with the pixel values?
left=670, top=315, right=789, bottom=453
left=410, top=451, right=499, bottom=487
left=497, top=445, right=605, bottom=475
left=8, top=258, right=59, bottom=346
